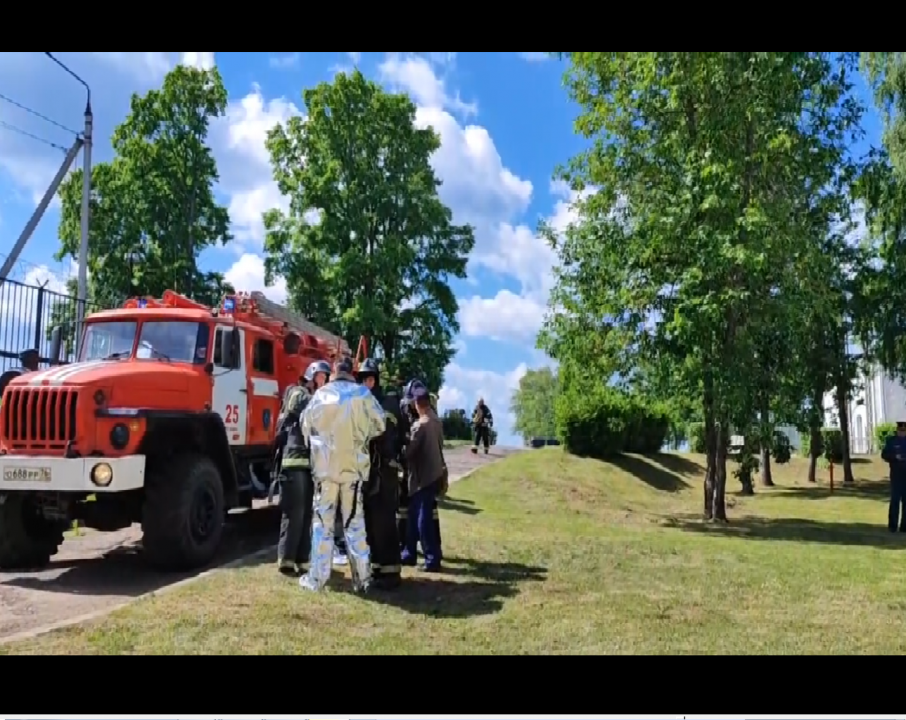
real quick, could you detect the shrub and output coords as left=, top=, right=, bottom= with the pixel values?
left=800, top=427, right=844, bottom=462
left=875, top=422, right=897, bottom=453
left=441, top=410, right=472, bottom=441
left=555, top=386, right=671, bottom=459
left=687, top=422, right=706, bottom=453
left=771, top=431, right=792, bottom=464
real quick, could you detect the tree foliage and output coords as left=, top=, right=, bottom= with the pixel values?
left=542, top=53, right=863, bottom=519
left=511, top=367, right=559, bottom=443
left=55, top=65, right=233, bottom=311
left=263, top=70, right=474, bottom=392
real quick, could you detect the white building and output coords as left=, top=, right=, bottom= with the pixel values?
left=823, top=363, right=906, bottom=454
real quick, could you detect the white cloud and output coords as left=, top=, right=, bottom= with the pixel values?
left=458, top=290, right=545, bottom=344
left=215, top=84, right=302, bottom=247
left=518, top=53, right=551, bottom=63
left=458, top=181, right=584, bottom=344
left=269, top=53, right=300, bottom=70
left=223, top=253, right=287, bottom=304
left=379, top=54, right=479, bottom=118
left=180, top=52, right=216, bottom=71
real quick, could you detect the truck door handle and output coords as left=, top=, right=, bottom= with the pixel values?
left=239, top=389, right=247, bottom=393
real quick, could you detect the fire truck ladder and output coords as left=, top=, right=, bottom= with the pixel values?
left=248, top=292, right=351, bottom=358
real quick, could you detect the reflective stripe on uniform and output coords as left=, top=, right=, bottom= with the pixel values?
left=396, top=509, right=408, bottom=519
left=432, top=509, right=439, bottom=520
left=373, top=564, right=401, bottom=574
left=282, top=457, right=311, bottom=468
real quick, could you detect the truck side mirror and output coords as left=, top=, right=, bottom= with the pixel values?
left=49, top=326, right=62, bottom=365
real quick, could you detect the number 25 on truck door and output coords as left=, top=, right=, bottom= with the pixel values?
left=224, top=404, right=240, bottom=424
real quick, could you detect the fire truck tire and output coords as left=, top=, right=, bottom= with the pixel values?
left=0, top=494, right=65, bottom=570
left=141, top=454, right=225, bottom=571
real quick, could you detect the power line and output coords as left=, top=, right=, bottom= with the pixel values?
left=0, top=92, right=79, bottom=136
left=0, top=119, right=67, bottom=152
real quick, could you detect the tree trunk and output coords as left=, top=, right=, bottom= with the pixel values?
left=739, top=469, right=755, bottom=495
left=712, top=421, right=729, bottom=521
left=808, top=425, right=820, bottom=483
left=759, top=394, right=774, bottom=486
left=760, top=445, right=773, bottom=487
left=807, top=384, right=824, bottom=483
left=703, top=372, right=716, bottom=519
left=835, top=378, right=855, bottom=484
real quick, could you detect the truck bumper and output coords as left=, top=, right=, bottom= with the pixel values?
left=0, top=455, right=146, bottom=493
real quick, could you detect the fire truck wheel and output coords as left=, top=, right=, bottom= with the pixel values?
left=0, top=494, right=65, bottom=570
left=141, top=453, right=225, bottom=571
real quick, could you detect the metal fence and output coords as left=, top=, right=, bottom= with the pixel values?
left=0, top=277, right=99, bottom=372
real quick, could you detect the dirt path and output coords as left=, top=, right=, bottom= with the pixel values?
left=0, top=445, right=522, bottom=640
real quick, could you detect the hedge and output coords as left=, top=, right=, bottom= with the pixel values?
left=799, top=427, right=844, bottom=462
left=555, top=386, right=670, bottom=459
left=874, top=422, right=897, bottom=452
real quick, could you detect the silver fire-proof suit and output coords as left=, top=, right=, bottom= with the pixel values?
left=298, top=373, right=386, bottom=591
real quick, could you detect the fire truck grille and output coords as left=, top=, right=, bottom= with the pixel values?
left=2, top=388, right=79, bottom=450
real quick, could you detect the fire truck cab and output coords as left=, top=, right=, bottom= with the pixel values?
left=0, top=290, right=348, bottom=571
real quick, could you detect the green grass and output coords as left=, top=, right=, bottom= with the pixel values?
left=5, top=450, right=906, bottom=654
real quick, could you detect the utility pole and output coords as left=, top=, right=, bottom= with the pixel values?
left=45, top=53, right=92, bottom=357
left=75, top=98, right=92, bottom=354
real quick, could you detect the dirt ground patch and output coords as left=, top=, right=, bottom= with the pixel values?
left=0, top=445, right=518, bottom=642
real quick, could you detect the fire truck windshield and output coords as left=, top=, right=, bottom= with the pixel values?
left=81, top=321, right=136, bottom=361
left=136, top=321, right=209, bottom=364
left=80, top=320, right=210, bottom=365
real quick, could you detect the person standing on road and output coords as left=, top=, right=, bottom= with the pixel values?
left=471, top=398, right=493, bottom=455
left=401, top=378, right=444, bottom=557
left=357, top=357, right=404, bottom=590
left=402, top=388, right=446, bottom=572
left=275, top=360, right=331, bottom=576
left=882, top=421, right=906, bottom=533
left=299, top=357, right=386, bottom=593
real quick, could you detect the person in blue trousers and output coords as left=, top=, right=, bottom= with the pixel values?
left=401, top=388, right=446, bottom=572
left=881, top=421, right=906, bottom=533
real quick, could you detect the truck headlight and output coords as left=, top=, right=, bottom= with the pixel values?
left=109, top=423, right=130, bottom=450
left=90, top=462, right=113, bottom=487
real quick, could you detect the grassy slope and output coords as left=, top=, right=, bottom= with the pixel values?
left=5, top=450, right=906, bottom=655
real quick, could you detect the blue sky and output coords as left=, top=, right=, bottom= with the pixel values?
left=0, top=52, right=887, bottom=445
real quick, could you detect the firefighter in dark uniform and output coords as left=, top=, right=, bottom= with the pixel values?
left=356, top=358, right=403, bottom=590
left=276, top=359, right=331, bottom=576
left=401, top=378, right=443, bottom=561
left=18, top=349, right=39, bottom=372
left=471, top=397, right=494, bottom=454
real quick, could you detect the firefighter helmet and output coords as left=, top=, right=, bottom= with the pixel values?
left=304, top=360, right=331, bottom=384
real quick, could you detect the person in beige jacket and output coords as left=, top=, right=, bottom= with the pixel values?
left=401, top=388, right=446, bottom=571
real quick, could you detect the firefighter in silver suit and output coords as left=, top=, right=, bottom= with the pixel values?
left=298, top=357, right=386, bottom=593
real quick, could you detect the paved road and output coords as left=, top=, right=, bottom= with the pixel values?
left=0, top=445, right=522, bottom=641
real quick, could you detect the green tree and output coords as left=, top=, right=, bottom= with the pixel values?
left=858, top=54, right=906, bottom=384
left=55, top=65, right=233, bottom=307
left=541, top=53, right=862, bottom=519
left=262, top=70, right=474, bottom=392
left=511, top=367, right=559, bottom=443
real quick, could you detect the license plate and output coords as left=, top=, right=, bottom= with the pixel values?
left=3, top=466, right=51, bottom=482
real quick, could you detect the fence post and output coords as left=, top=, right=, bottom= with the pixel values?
left=33, top=285, right=45, bottom=355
